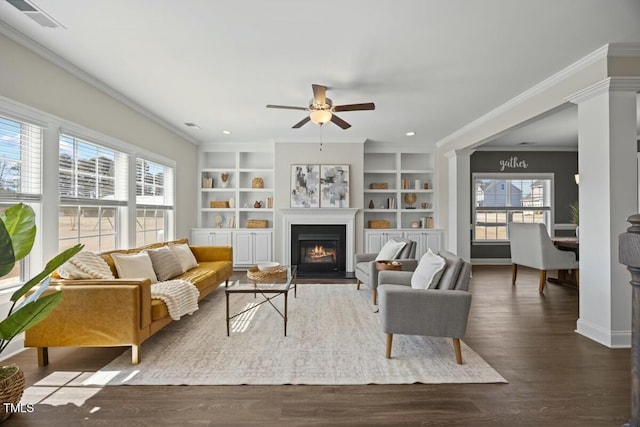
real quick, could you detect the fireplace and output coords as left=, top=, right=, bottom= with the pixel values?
left=291, top=224, right=346, bottom=272
left=281, top=208, right=358, bottom=273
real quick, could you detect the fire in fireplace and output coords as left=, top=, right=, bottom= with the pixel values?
left=291, top=224, right=346, bottom=272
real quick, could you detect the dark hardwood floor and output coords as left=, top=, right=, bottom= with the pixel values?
left=1, top=266, right=631, bottom=426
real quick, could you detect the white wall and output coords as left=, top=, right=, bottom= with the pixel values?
left=0, top=33, right=198, bottom=239
left=273, top=142, right=364, bottom=266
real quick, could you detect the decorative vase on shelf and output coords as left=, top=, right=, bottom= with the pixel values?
left=220, top=173, right=230, bottom=188
left=403, top=193, right=417, bottom=209
left=228, top=197, right=235, bottom=209
left=368, top=200, right=374, bottom=209
left=575, top=226, right=579, bottom=239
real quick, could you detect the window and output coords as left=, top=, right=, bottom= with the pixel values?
left=473, top=173, right=553, bottom=241
left=136, top=158, right=174, bottom=245
left=0, top=115, right=42, bottom=287
left=58, top=135, right=128, bottom=252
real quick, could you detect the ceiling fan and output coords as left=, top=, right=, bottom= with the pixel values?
left=266, top=84, right=375, bottom=129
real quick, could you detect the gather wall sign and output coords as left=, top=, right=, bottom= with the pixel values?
left=499, top=156, right=528, bottom=172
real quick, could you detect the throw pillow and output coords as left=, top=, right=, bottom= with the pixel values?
left=57, top=251, right=115, bottom=280
left=148, top=246, right=185, bottom=281
left=411, top=249, right=446, bottom=289
left=169, top=243, right=198, bottom=272
left=375, top=239, right=407, bottom=261
left=111, top=252, right=158, bottom=283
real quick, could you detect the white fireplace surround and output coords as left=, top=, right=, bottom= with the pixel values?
left=281, top=208, right=359, bottom=272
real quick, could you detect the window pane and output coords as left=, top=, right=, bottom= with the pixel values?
left=136, top=208, right=169, bottom=246
left=59, top=205, right=118, bottom=253
left=474, top=175, right=552, bottom=241
left=59, top=135, right=126, bottom=202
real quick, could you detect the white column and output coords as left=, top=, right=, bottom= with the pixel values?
left=444, top=149, right=473, bottom=261
left=567, top=78, right=640, bottom=348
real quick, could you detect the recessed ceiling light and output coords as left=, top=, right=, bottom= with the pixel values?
left=222, top=130, right=232, bottom=135
left=406, top=131, right=416, bottom=137
left=184, top=122, right=201, bottom=130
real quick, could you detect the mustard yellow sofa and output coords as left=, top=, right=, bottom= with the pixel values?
left=24, top=239, right=233, bottom=366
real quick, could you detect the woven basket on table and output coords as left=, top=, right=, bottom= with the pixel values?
left=247, top=266, right=287, bottom=282
left=0, top=365, right=25, bottom=421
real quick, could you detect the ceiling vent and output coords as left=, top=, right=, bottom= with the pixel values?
left=6, top=0, right=65, bottom=29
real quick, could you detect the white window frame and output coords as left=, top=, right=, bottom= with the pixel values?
left=135, top=156, right=175, bottom=246
left=0, top=113, right=43, bottom=289
left=472, top=172, right=555, bottom=243
left=58, top=133, right=129, bottom=253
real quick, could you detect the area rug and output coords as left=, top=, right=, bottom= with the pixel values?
left=89, top=284, right=506, bottom=385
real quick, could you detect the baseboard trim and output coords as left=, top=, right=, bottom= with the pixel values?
left=576, top=318, right=631, bottom=348
left=471, top=258, right=511, bottom=265
left=0, top=337, right=26, bottom=363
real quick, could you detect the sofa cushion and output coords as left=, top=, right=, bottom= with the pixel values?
left=148, top=246, right=184, bottom=281
left=411, top=249, right=446, bottom=289
left=169, top=243, right=199, bottom=271
left=375, top=239, right=407, bottom=261
left=111, top=252, right=158, bottom=283
left=57, top=251, right=115, bottom=279
left=437, top=250, right=464, bottom=290
left=175, top=263, right=218, bottom=291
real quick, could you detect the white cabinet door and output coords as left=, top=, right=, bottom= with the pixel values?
left=191, top=229, right=212, bottom=246
left=403, top=230, right=443, bottom=259
left=364, top=230, right=405, bottom=254
left=233, top=231, right=273, bottom=266
left=210, top=231, right=233, bottom=246
left=190, top=229, right=232, bottom=246
left=252, top=231, right=273, bottom=264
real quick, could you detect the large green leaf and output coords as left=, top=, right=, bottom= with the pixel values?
left=0, top=220, right=15, bottom=277
left=10, top=243, right=83, bottom=302
left=1, top=203, right=36, bottom=262
left=0, top=291, right=62, bottom=341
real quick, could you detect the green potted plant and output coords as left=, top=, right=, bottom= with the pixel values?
left=0, top=203, right=82, bottom=421
left=570, top=201, right=579, bottom=238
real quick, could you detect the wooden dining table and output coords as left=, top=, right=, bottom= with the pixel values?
left=550, top=236, right=579, bottom=288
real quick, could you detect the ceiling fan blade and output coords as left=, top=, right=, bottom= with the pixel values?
left=292, top=116, right=311, bottom=128
left=333, top=102, right=376, bottom=112
left=312, top=84, right=326, bottom=104
left=330, top=114, right=351, bottom=129
left=266, top=104, right=308, bottom=111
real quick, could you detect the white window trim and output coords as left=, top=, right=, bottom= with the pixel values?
left=472, top=172, right=555, bottom=243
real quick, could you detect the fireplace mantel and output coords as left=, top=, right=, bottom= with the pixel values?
left=281, top=208, right=358, bottom=271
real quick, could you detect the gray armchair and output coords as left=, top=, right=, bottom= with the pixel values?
left=354, top=238, right=417, bottom=305
left=378, top=250, right=472, bottom=364
left=509, top=222, right=579, bottom=293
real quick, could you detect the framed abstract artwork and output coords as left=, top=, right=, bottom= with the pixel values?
left=291, top=164, right=320, bottom=208
left=320, top=164, right=349, bottom=208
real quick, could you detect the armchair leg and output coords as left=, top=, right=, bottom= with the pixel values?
left=539, top=270, right=547, bottom=293
left=132, top=345, right=140, bottom=365
left=37, top=347, right=49, bottom=367
left=385, top=334, right=393, bottom=359
left=356, top=279, right=361, bottom=290
left=373, top=289, right=377, bottom=305
left=452, top=338, right=463, bottom=364
left=511, top=264, right=518, bottom=285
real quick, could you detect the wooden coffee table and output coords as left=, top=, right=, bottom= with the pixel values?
left=224, top=265, right=297, bottom=336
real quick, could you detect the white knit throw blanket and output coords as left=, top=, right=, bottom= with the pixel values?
left=151, top=280, right=200, bottom=321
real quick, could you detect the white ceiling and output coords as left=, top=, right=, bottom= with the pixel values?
left=1, top=0, right=640, bottom=147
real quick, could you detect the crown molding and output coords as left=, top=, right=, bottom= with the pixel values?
left=608, top=42, right=640, bottom=57
left=436, top=44, right=610, bottom=148
left=0, top=21, right=200, bottom=145
left=566, top=77, right=640, bottom=104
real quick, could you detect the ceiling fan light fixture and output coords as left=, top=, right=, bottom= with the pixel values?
left=309, top=109, right=332, bottom=125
